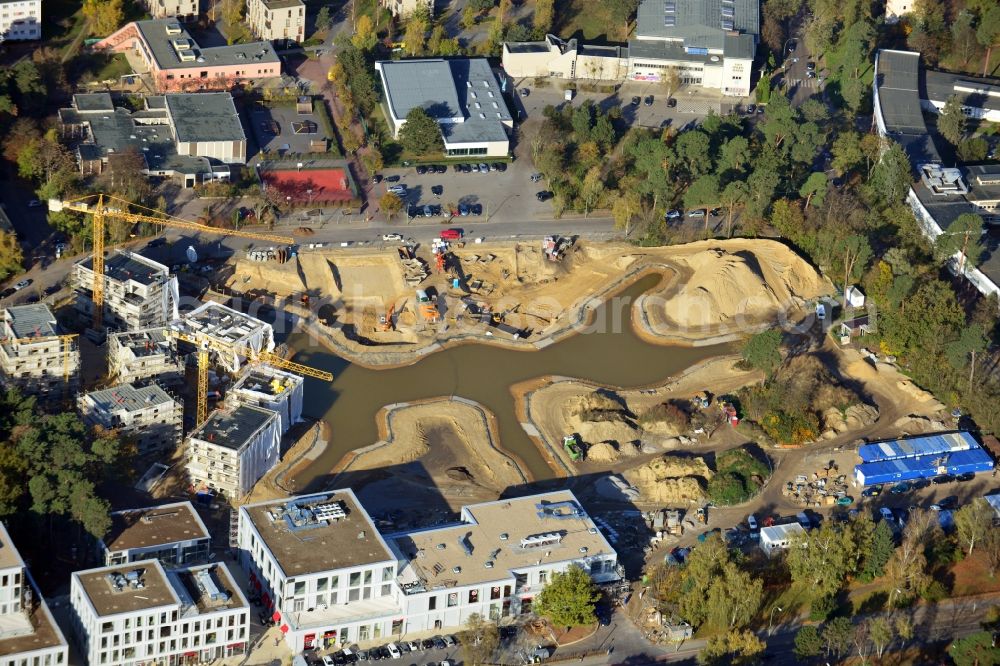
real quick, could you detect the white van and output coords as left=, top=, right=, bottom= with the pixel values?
left=564, top=89, right=574, bottom=101
left=386, top=643, right=401, bottom=659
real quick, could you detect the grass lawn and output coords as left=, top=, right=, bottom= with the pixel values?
left=553, top=0, right=628, bottom=41
left=937, top=48, right=1000, bottom=78
left=949, top=552, right=1000, bottom=597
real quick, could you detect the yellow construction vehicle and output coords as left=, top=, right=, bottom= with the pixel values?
left=50, top=194, right=294, bottom=331
left=166, top=329, right=333, bottom=426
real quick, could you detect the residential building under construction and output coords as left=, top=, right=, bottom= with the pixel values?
left=185, top=404, right=281, bottom=499
left=107, top=327, right=184, bottom=384
left=73, top=250, right=179, bottom=332
left=175, top=302, right=274, bottom=372
left=0, top=304, right=80, bottom=397
left=78, top=383, right=183, bottom=455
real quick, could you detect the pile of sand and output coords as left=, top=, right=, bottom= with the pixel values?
left=661, top=244, right=829, bottom=329
left=565, top=391, right=639, bottom=448
left=820, top=404, right=880, bottom=438
left=894, top=415, right=948, bottom=434
left=228, top=258, right=308, bottom=297
left=896, top=380, right=946, bottom=411
left=586, top=442, right=620, bottom=462
left=624, top=454, right=712, bottom=504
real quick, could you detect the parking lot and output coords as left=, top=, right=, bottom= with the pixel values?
left=371, top=161, right=554, bottom=225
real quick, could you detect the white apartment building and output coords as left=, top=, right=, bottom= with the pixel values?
left=69, top=561, right=248, bottom=666
left=100, top=503, right=211, bottom=567
left=175, top=301, right=275, bottom=373
left=237, top=491, right=620, bottom=652
left=107, top=327, right=184, bottom=385
left=379, top=0, right=432, bottom=18
left=78, top=383, right=183, bottom=456
left=226, top=365, right=304, bottom=435
left=0, top=523, right=69, bottom=666
left=73, top=250, right=179, bottom=332
left=246, top=0, right=305, bottom=44
left=0, top=0, right=41, bottom=41
left=392, top=492, right=620, bottom=632
left=237, top=491, right=402, bottom=652
left=185, top=405, right=281, bottom=499
left=0, top=304, right=80, bottom=397
left=140, top=0, right=200, bottom=21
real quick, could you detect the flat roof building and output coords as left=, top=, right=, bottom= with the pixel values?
left=72, top=250, right=179, bottom=332
left=0, top=304, right=80, bottom=397
left=0, top=0, right=41, bottom=42
left=78, top=383, right=183, bottom=455
left=759, top=522, right=805, bottom=556
left=175, top=302, right=275, bottom=372
left=503, top=35, right=628, bottom=82
left=94, top=19, right=282, bottom=93
left=237, top=491, right=399, bottom=652
left=628, top=0, right=758, bottom=97
left=0, top=523, right=68, bottom=666
left=376, top=59, right=513, bottom=158
left=138, top=0, right=200, bottom=21
left=922, top=69, right=1000, bottom=123
left=100, top=502, right=211, bottom=567
left=60, top=93, right=245, bottom=188
left=226, top=365, right=304, bottom=435
left=107, top=327, right=185, bottom=385
left=69, top=561, right=248, bottom=666
left=858, top=431, right=979, bottom=464
left=185, top=405, right=281, bottom=499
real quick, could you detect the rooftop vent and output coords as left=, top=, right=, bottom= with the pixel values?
left=459, top=535, right=473, bottom=557
left=452, top=566, right=461, bottom=574
left=579, top=547, right=588, bottom=554
left=499, top=533, right=509, bottom=541
left=520, top=533, right=563, bottom=549
left=485, top=561, right=494, bottom=569
left=165, top=22, right=182, bottom=35
left=436, top=543, right=446, bottom=550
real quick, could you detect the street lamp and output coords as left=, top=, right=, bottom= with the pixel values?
left=768, top=606, right=783, bottom=635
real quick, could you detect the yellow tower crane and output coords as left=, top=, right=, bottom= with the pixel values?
left=166, top=330, right=333, bottom=426
left=49, top=194, right=295, bottom=331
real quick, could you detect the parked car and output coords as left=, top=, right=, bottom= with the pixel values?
left=43, top=284, right=60, bottom=296
left=530, top=173, right=543, bottom=182
left=432, top=636, right=447, bottom=650
left=520, top=88, right=530, bottom=97
left=27, top=199, right=43, bottom=208
left=667, top=97, right=677, bottom=108
left=458, top=203, right=469, bottom=216
left=145, top=238, right=166, bottom=249
left=386, top=644, right=401, bottom=659
left=494, top=162, right=507, bottom=172
left=956, top=472, right=976, bottom=482
left=911, top=478, right=931, bottom=490
left=643, top=95, right=654, bottom=106
left=452, top=164, right=463, bottom=173
left=382, top=233, right=404, bottom=241
left=470, top=203, right=483, bottom=216
left=405, top=641, right=419, bottom=652
left=747, top=514, right=758, bottom=531
left=431, top=185, right=444, bottom=196
left=806, top=61, right=816, bottom=71
left=385, top=175, right=401, bottom=183
left=443, top=636, right=457, bottom=647
left=687, top=209, right=706, bottom=218
left=12, top=279, right=31, bottom=291
left=938, top=496, right=958, bottom=510
left=440, top=228, right=463, bottom=240
left=879, top=507, right=894, bottom=521
left=536, top=191, right=554, bottom=202
left=461, top=163, right=473, bottom=173
left=415, top=165, right=428, bottom=174
left=420, top=639, right=435, bottom=650
left=631, top=96, right=641, bottom=106
left=0, top=288, right=15, bottom=299
left=932, top=474, right=954, bottom=485
left=708, top=207, right=722, bottom=217
left=322, top=656, right=337, bottom=666
left=861, top=485, right=882, bottom=497
left=665, top=209, right=682, bottom=220
left=371, top=174, right=383, bottom=184
left=757, top=106, right=765, bottom=114
left=890, top=481, right=912, bottom=494
left=387, top=185, right=407, bottom=195
left=746, top=104, right=757, bottom=114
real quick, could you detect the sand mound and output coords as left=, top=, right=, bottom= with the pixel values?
left=634, top=478, right=706, bottom=504
left=896, top=380, right=945, bottom=410
left=894, top=415, right=948, bottom=434
left=586, top=442, right=620, bottom=462
left=625, top=454, right=713, bottom=502
left=566, top=390, right=638, bottom=447
left=298, top=253, right=342, bottom=300
left=661, top=244, right=828, bottom=328
left=228, top=258, right=307, bottom=297
left=630, top=455, right=713, bottom=481
left=576, top=421, right=640, bottom=447
left=821, top=404, right=880, bottom=436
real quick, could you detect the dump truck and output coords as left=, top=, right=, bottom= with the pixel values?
left=563, top=435, right=583, bottom=461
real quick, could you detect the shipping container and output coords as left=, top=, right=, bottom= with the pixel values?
left=854, top=446, right=994, bottom=486
left=858, top=431, right=978, bottom=464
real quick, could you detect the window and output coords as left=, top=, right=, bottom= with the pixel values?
left=380, top=584, right=391, bottom=597
left=468, top=590, right=479, bottom=603
left=428, top=596, right=437, bottom=611
left=293, top=581, right=305, bottom=596
left=348, top=589, right=360, bottom=602
left=490, top=587, right=501, bottom=600
left=382, top=566, right=393, bottom=582
left=447, top=593, right=458, bottom=607
left=349, top=572, right=361, bottom=587
left=317, top=578, right=328, bottom=592
left=363, top=570, right=372, bottom=584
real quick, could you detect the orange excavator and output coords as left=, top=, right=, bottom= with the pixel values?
left=435, top=252, right=446, bottom=273
left=380, top=303, right=396, bottom=331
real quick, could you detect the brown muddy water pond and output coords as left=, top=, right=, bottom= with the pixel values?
left=288, top=274, right=731, bottom=488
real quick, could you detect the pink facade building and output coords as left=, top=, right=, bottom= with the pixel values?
left=95, top=19, right=282, bottom=93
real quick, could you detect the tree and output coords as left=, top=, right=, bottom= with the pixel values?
left=379, top=192, right=404, bottom=222
left=831, top=131, right=863, bottom=175
left=787, top=521, right=856, bottom=601
left=506, top=23, right=532, bottom=42
left=836, top=235, right=872, bottom=304
left=952, top=11, right=981, bottom=66
left=937, top=213, right=985, bottom=271
left=0, top=231, right=23, bottom=282
left=533, top=0, right=554, bottom=33
left=861, top=520, right=894, bottom=579
left=982, top=526, right=1000, bottom=577
left=661, top=66, right=681, bottom=98
left=684, top=174, right=720, bottom=221
left=461, top=4, right=478, bottom=29
left=755, top=72, right=771, bottom=104
left=677, top=535, right=762, bottom=631
left=352, top=15, right=377, bottom=51
left=822, top=617, right=853, bottom=659
left=949, top=631, right=1000, bottom=666
left=885, top=510, right=934, bottom=607
left=612, top=191, right=641, bottom=236
left=958, top=137, right=990, bottom=162
left=398, top=108, right=443, bottom=155
left=607, top=0, right=640, bottom=38
left=460, top=613, right=499, bottom=665
left=869, top=141, right=912, bottom=204
left=719, top=180, right=749, bottom=237
left=580, top=167, right=604, bottom=217
left=977, top=6, right=1000, bottom=76
left=316, top=6, right=334, bottom=33
left=741, top=329, right=781, bottom=376
left=938, top=95, right=968, bottom=147
left=954, top=497, right=995, bottom=557
left=947, top=324, right=988, bottom=389
left=697, top=630, right=765, bottom=665
left=533, top=565, right=599, bottom=628
left=719, top=136, right=751, bottom=175
left=868, top=616, right=893, bottom=659
left=403, top=10, right=429, bottom=55
left=794, top=625, right=823, bottom=658
left=799, top=172, right=828, bottom=209
left=82, top=0, right=124, bottom=36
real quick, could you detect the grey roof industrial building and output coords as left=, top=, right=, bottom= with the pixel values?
left=632, top=0, right=758, bottom=60
left=131, top=19, right=281, bottom=71
left=376, top=59, right=512, bottom=152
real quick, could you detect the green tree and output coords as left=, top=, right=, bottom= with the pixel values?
left=697, top=630, right=765, bottom=666
left=977, top=6, right=1000, bottom=77
left=675, top=130, right=713, bottom=177
left=885, top=510, right=934, bottom=607
left=467, top=0, right=494, bottom=11
left=744, top=166, right=780, bottom=220
left=938, top=95, right=968, bottom=147
left=954, top=497, right=995, bottom=556
left=742, top=329, right=782, bottom=376
left=868, top=616, right=894, bottom=659
left=755, top=72, right=771, bottom=104
left=787, top=521, right=856, bottom=601
left=949, top=631, right=1000, bottom=666
left=958, top=137, right=990, bottom=162
left=684, top=174, right=720, bottom=217
left=398, top=107, right=443, bottom=155
left=459, top=613, right=499, bottom=665
left=836, top=234, right=872, bottom=304
left=661, top=66, right=681, bottom=99
left=403, top=10, right=429, bottom=55
left=379, top=192, right=404, bottom=222
left=533, top=0, right=554, bottom=33
left=612, top=191, right=641, bottom=236
left=677, top=535, right=762, bottom=631
left=937, top=213, right=985, bottom=271
left=794, top=625, right=823, bottom=658
left=718, top=136, right=751, bottom=175
left=868, top=141, right=912, bottom=204
left=579, top=167, right=605, bottom=217
left=316, top=6, right=334, bottom=33
left=831, top=131, right=863, bottom=175
left=533, top=565, right=600, bottom=628
left=861, top=520, right=894, bottom=580
left=719, top=180, right=749, bottom=237
left=821, top=617, right=853, bottom=659
left=607, top=0, right=640, bottom=38
left=0, top=231, right=23, bottom=282
left=952, top=11, right=981, bottom=66
left=461, top=4, right=478, bottom=29
left=352, top=15, right=378, bottom=51
left=82, top=0, right=124, bottom=36
left=799, top=172, right=828, bottom=209
left=505, top=23, right=532, bottom=42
